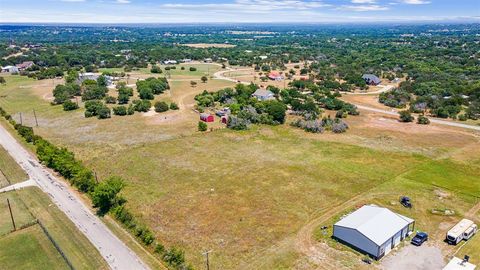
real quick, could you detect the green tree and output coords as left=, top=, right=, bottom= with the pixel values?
left=265, top=100, right=287, bottom=124
left=63, top=100, right=79, bottom=111
left=198, top=121, right=208, bottom=132
left=399, top=110, right=414, bottom=122
left=91, top=176, right=126, bottom=215
left=154, top=101, right=169, bottom=113
left=170, top=102, right=179, bottom=110
left=201, top=76, right=208, bottom=83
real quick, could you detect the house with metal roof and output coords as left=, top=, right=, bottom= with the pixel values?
left=362, top=74, right=381, bottom=85
left=252, top=89, right=275, bottom=101
left=333, top=204, right=414, bottom=260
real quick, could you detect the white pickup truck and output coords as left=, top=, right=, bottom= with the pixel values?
left=446, top=219, right=477, bottom=245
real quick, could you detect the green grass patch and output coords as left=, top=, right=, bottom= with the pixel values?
left=0, top=145, right=28, bottom=187
left=0, top=192, right=35, bottom=236
left=0, top=224, right=69, bottom=270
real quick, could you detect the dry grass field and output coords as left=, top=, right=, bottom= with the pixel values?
left=1, top=72, right=479, bottom=269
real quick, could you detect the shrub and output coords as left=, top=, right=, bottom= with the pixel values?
left=113, top=106, right=128, bottom=116
left=151, top=65, right=162, bottom=74
left=105, top=96, right=117, bottom=104
left=399, top=110, right=414, bottom=122
left=132, top=100, right=152, bottom=112
left=169, top=102, right=179, bottom=110
left=227, top=116, right=249, bottom=130
left=332, top=120, right=349, bottom=133
left=63, top=100, right=79, bottom=111
left=189, top=67, right=197, bottom=72
left=154, top=101, right=169, bottom=113
left=198, top=121, right=208, bottom=132
left=417, top=115, right=430, bottom=125
left=458, top=114, right=467, bottom=121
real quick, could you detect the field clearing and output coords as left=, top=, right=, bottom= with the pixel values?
left=0, top=224, right=69, bottom=270
left=182, top=43, right=236, bottom=48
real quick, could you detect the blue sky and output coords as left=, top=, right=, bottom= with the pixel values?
left=0, top=0, right=479, bottom=23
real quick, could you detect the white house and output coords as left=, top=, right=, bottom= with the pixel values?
left=252, top=89, right=275, bottom=101
left=1, top=65, right=19, bottom=73
left=163, top=60, right=177, bottom=65
left=333, top=205, right=414, bottom=260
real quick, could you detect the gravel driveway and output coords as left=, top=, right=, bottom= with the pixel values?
left=380, top=243, right=445, bottom=270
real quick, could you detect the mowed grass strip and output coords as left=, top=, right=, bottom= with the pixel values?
left=0, top=224, right=69, bottom=270
left=0, top=192, right=35, bottom=236
left=88, top=125, right=426, bottom=268
left=16, top=187, right=110, bottom=270
left=0, top=145, right=28, bottom=187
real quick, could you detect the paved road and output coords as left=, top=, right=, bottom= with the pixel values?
left=355, top=105, right=480, bottom=131
left=0, top=179, right=36, bottom=193
left=0, top=125, right=149, bottom=270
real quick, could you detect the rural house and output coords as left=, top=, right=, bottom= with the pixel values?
left=268, top=71, right=284, bottom=81
left=15, top=61, right=34, bottom=70
left=252, top=88, right=275, bottom=101
left=77, top=73, right=113, bottom=86
left=362, top=74, right=381, bottom=86
left=333, top=205, right=414, bottom=260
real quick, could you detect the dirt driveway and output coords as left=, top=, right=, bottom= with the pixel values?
left=380, top=243, right=445, bottom=270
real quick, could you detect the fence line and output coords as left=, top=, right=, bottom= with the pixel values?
left=37, top=219, right=75, bottom=270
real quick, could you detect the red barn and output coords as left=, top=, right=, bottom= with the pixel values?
left=200, top=113, right=214, bottom=123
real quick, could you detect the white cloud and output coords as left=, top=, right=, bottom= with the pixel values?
left=60, top=0, right=86, bottom=2
left=340, top=4, right=389, bottom=11
left=115, top=0, right=130, bottom=3
left=400, top=0, right=431, bottom=4
left=351, top=0, right=377, bottom=3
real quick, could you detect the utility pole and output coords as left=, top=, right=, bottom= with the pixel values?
left=19, top=112, right=22, bottom=125
left=202, top=250, right=212, bottom=270
left=94, top=171, right=99, bottom=184
left=33, top=109, right=38, bottom=127
left=7, top=198, right=16, bottom=231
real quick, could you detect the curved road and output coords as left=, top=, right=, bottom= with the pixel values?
left=0, top=125, right=149, bottom=270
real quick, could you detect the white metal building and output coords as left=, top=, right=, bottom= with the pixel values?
left=333, top=205, right=414, bottom=259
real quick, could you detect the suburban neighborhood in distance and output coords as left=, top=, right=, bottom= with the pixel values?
left=0, top=0, right=479, bottom=269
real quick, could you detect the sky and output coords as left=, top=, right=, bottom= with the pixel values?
left=0, top=0, right=479, bottom=24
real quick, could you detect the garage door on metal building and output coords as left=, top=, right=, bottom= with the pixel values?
left=383, top=240, right=392, bottom=255
left=393, top=231, right=402, bottom=247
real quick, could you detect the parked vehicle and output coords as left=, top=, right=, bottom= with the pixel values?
left=400, top=196, right=412, bottom=208
left=446, top=219, right=477, bottom=245
left=411, top=232, right=428, bottom=246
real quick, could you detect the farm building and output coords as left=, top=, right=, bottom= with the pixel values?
left=1, top=65, right=19, bottom=73
left=362, top=74, right=381, bottom=85
left=252, top=88, right=275, bottom=101
left=163, top=60, right=177, bottom=65
left=268, top=71, right=284, bottom=81
left=200, top=113, right=214, bottom=123
left=204, top=58, right=213, bottom=63
left=15, top=61, right=34, bottom=70
left=333, top=205, right=414, bottom=260
left=76, top=73, right=113, bottom=86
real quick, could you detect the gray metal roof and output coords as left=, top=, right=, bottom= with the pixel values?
left=252, top=89, right=274, bottom=97
left=362, top=74, right=381, bottom=84
left=335, top=205, right=414, bottom=246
